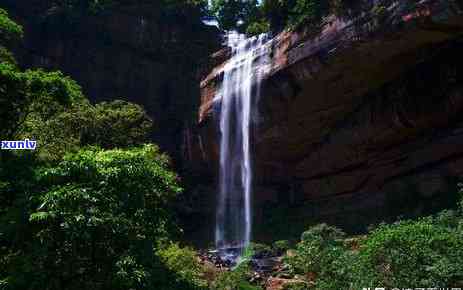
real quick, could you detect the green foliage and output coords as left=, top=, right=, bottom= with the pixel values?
left=281, top=212, right=463, bottom=290
left=19, top=99, right=153, bottom=161
left=0, top=7, right=87, bottom=143
left=433, top=209, right=461, bottom=228
left=0, top=8, right=23, bottom=43
left=210, top=244, right=261, bottom=290
left=284, top=224, right=353, bottom=290
left=0, top=46, right=17, bottom=65
left=352, top=219, right=463, bottom=289
left=209, top=0, right=353, bottom=33
left=300, top=223, right=345, bottom=242
left=272, top=240, right=291, bottom=254
left=0, top=6, right=201, bottom=290
left=157, top=243, right=208, bottom=288
left=281, top=281, right=310, bottom=290
left=84, top=100, right=153, bottom=148
left=248, top=242, right=271, bottom=255
left=458, top=182, right=463, bottom=211
left=211, top=264, right=261, bottom=290
left=210, top=0, right=260, bottom=32
left=0, top=8, right=21, bottom=65
left=0, top=63, right=83, bottom=139
left=260, top=0, right=293, bottom=31
left=1, top=145, right=183, bottom=290
left=284, top=0, right=330, bottom=29
left=245, top=20, right=270, bottom=36
left=38, top=0, right=208, bottom=25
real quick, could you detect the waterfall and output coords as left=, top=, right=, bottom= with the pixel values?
left=215, top=31, right=272, bottom=261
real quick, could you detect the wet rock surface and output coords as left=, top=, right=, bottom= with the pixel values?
left=197, top=247, right=317, bottom=290
left=198, top=247, right=284, bottom=277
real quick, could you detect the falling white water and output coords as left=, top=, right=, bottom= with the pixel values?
left=215, top=31, right=272, bottom=260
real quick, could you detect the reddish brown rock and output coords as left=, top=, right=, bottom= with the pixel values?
left=195, top=0, right=463, bottom=236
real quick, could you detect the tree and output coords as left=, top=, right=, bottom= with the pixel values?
left=285, top=0, right=330, bottom=28
left=82, top=100, right=153, bottom=149
left=353, top=219, right=463, bottom=288
left=18, top=99, right=154, bottom=161
left=0, top=63, right=84, bottom=140
left=210, top=0, right=260, bottom=32
left=0, top=8, right=22, bottom=44
left=0, top=9, right=199, bottom=290
left=261, top=0, right=293, bottom=31
left=1, top=145, right=184, bottom=290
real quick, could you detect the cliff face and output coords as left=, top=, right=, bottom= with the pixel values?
left=197, top=0, right=463, bottom=239
left=4, top=1, right=221, bottom=164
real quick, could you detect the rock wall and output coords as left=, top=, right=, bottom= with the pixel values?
left=3, top=0, right=221, bottom=164
left=196, top=0, right=463, bottom=240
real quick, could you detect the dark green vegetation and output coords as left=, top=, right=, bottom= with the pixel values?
left=286, top=211, right=463, bottom=289
left=209, top=0, right=439, bottom=35
left=0, top=7, right=207, bottom=290
left=213, top=206, right=463, bottom=290
left=211, top=246, right=260, bottom=290
left=1, top=0, right=208, bottom=23
left=209, top=0, right=357, bottom=35
left=2, top=2, right=463, bottom=290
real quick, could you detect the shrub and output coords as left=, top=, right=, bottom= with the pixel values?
left=458, top=182, right=463, bottom=211
left=210, top=0, right=260, bottom=32
left=249, top=242, right=272, bottom=257
left=352, top=219, right=463, bottom=289
left=18, top=98, right=153, bottom=162
left=300, top=223, right=345, bottom=243
left=246, top=20, right=270, bottom=36
left=0, top=62, right=83, bottom=139
left=157, top=243, right=208, bottom=288
left=0, top=8, right=23, bottom=43
left=212, top=246, right=261, bottom=290
left=284, top=224, right=354, bottom=290
left=287, top=0, right=330, bottom=28
left=273, top=240, right=291, bottom=255
left=83, top=100, right=153, bottom=148
left=281, top=281, right=310, bottom=290
left=433, top=209, right=460, bottom=228
left=211, top=264, right=262, bottom=290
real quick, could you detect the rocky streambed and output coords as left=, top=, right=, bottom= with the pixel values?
left=197, top=246, right=312, bottom=290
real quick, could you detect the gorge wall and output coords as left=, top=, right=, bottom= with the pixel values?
left=195, top=0, right=463, bottom=241
left=5, top=0, right=463, bottom=244
left=3, top=0, right=220, bottom=165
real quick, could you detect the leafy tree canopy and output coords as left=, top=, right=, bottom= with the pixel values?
left=209, top=0, right=354, bottom=35
left=0, top=63, right=84, bottom=139
left=0, top=8, right=22, bottom=43
left=36, top=0, right=209, bottom=22
left=0, top=10, right=199, bottom=290
left=209, top=0, right=260, bottom=32
left=1, top=145, right=184, bottom=290
left=18, top=98, right=154, bottom=161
